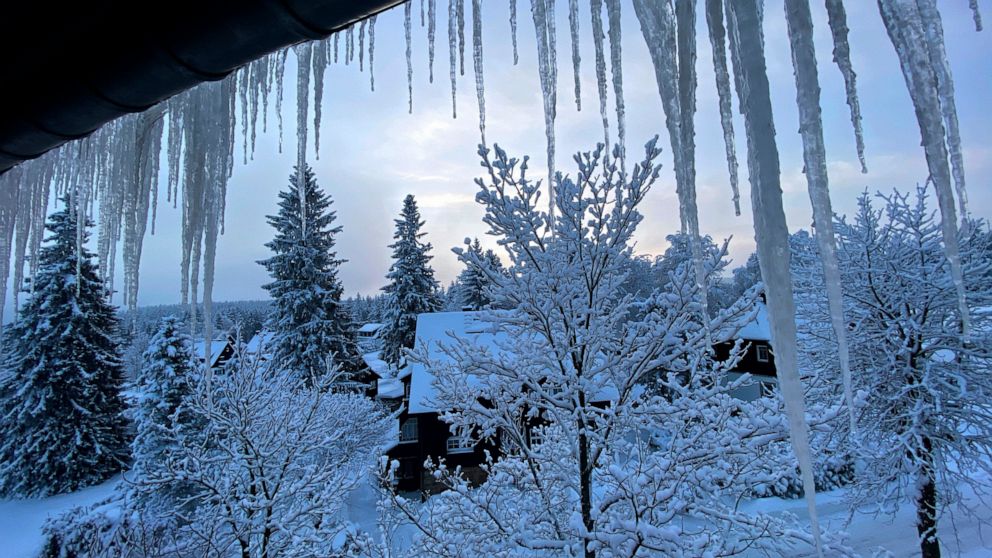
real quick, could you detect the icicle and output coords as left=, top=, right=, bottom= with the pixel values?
left=0, top=169, right=19, bottom=326
left=606, top=0, right=626, bottom=170
left=239, top=70, right=249, bottom=165
left=473, top=0, right=487, bottom=145
left=824, top=0, right=867, bottom=174
left=258, top=54, right=272, bottom=137
left=531, top=0, right=558, bottom=213
left=370, top=15, right=378, bottom=91
left=429, top=0, right=437, bottom=83
left=633, top=0, right=710, bottom=335
left=457, top=0, right=466, bottom=76
left=705, top=0, right=741, bottom=215
left=878, top=0, right=970, bottom=335
left=591, top=0, right=611, bottom=151
left=421, top=0, right=426, bottom=26
left=971, top=0, right=983, bottom=31
left=511, top=0, right=520, bottom=64
left=783, top=0, right=856, bottom=435
left=676, top=0, right=697, bottom=234
left=449, top=0, right=459, bottom=118
left=334, top=32, right=340, bottom=63
left=295, top=43, right=312, bottom=236
left=275, top=49, right=288, bottom=153
left=313, top=42, right=327, bottom=159
left=723, top=0, right=823, bottom=553
left=406, top=1, right=415, bottom=114
left=916, top=0, right=967, bottom=218
left=359, top=19, right=367, bottom=72
left=568, top=0, right=582, bottom=110
left=347, top=26, right=355, bottom=66
left=122, top=107, right=165, bottom=309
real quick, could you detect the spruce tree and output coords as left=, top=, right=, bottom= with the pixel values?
left=129, top=316, right=200, bottom=506
left=381, top=195, right=441, bottom=364
left=0, top=199, right=129, bottom=497
left=454, top=238, right=505, bottom=310
left=258, top=165, right=363, bottom=382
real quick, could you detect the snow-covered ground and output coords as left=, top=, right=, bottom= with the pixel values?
left=2, top=473, right=990, bottom=557
left=742, top=483, right=992, bottom=557
left=0, top=476, right=119, bottom=558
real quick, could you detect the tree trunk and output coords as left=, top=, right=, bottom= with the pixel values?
left=916, top=436, right=941, bottom=558
left=578, top=424, right=595, bottom=558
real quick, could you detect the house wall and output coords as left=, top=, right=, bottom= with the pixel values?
left=714, top=339, right=776, bottom=377
left=387, top=411, right=498, bottom=493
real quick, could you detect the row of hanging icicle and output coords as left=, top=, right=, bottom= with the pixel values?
left=0, top=1, right=981, bottom=553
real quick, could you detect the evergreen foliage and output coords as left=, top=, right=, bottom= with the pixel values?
left=258, top=165, right=363, bottom=381
left=0, top=199, right=129, bottom=497
left=381, top=195, right=441, bottom=364
left=128, top=316, right=200, bottom=507
left=453, top=238, right=505, bottom=310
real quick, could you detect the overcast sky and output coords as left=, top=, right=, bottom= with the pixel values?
left=117, top=1, right=991, bottom=308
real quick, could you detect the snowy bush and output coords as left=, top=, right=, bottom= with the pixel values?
left=40, top=496, right=190, bottom=558
left=141, top=347, right=392, bottom=557
left=44, top=342, right=391, bottom=557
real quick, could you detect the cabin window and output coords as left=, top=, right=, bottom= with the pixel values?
left=529, top=428, right=545, bottom=447
left=404, top=381, right=411, bottom=400
left=446, top=436, right=474, bottom=454
left=397, top=458, right=417, bottom=479
left=756, top=345, right=770, bottom=363
left=399, top=418, right=418, bottom=443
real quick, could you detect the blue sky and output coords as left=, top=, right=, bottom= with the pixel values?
left=123, top=1, right=991, bottom=307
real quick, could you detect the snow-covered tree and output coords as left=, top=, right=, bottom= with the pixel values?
left=380, top=194, right=441, bottom=364
left=723, top=251, right=762, bottom=306
left=836, top=187, right=992, bottom=558
left=0, top=198, right=129, bottom=497
left=453, top=237, right=505, bottom=311
left=128, top=316, right=201, bottom=508
left=381, top=141, right=849, bottom=557
left=151, top=348, right=390, bottom=557
left=258, top=165, right=363, bottom=381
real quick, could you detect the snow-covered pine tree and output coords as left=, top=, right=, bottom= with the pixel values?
left=258, top=165, right=363, bottom=382
left=835, top=187, right=992, bottom=558
left=0, top=198, right=129, bottom=497
left=380, top=194, right=441, bottom=365
left=453, top=238, right=505, bottom=310
left=128, top=316, right=200, bottom=507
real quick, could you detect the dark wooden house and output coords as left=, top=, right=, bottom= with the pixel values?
left=193, top=337, right=237, bottom=370
left=377, top=305, right=779, bottom=494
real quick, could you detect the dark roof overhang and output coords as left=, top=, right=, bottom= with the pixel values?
left=0, top=0, right=402, bottom=174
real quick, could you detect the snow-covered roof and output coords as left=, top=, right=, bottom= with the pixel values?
left=193, top=340, right=229, bottom=368
left=735, top=302, right=772, bottom=341
left=358, top=322, right=385, bottom=334
left=407, top=311, right=619, bottom=414
left=377, top=377, right=405, bottom=399
left=362, top=351, right=391, bottom=377
left=244, top=330, right=277, bottom=356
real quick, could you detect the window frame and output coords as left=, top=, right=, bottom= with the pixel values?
left=446, top=435, right=474, bottom=454
left=529, top=428, right=545, bottom=447
left=755, top=344, right=770, bottom=363
left=399, top=418, right=419, bottom=443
